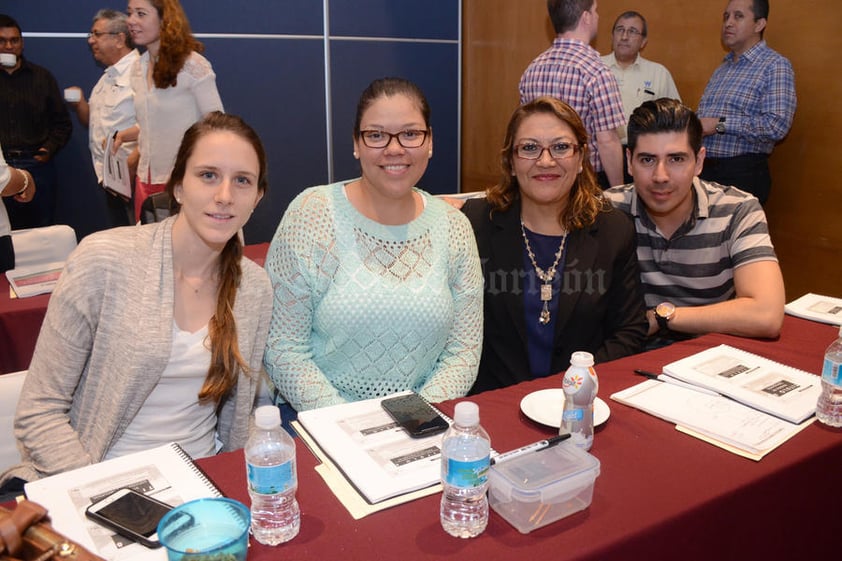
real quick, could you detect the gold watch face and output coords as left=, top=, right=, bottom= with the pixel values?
left=655, top=302, right=675, bottom=319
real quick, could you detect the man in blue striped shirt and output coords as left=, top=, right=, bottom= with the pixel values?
left=697, top=0, right=796, bottom=205
left=605, top=99, right=784, bottom=344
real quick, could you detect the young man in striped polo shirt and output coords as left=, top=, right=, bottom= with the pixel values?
left=604, top=98, right=784, bottom=345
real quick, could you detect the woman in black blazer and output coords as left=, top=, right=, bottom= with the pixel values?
left=462, top=97, right=647, bottom=393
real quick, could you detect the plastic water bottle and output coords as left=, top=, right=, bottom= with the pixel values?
left=245, top=405, right=300, bottom=545
left=562, top=351, right=599, bottom=450
left=817, top=325, right=842, bottom=427
left=440, top=401, right=490, bottom=538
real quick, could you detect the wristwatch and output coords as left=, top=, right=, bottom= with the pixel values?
left=654, top=302, right=676, bottom=331
left=715, top=117, right=726, bottom=135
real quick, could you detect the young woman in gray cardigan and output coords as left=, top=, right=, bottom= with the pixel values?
left=1, top=112, right=272, bottom=486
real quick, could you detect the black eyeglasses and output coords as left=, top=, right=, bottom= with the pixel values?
left=514, top=142, right=581, bottom=160
left=359, top=129, right=429, bottom=149
left=87, top=31, right=120, bottom=39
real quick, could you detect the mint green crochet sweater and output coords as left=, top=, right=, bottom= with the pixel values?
left=264, top=182, right=483, bottom=411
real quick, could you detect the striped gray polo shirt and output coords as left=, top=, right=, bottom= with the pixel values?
left=604, top=178, right=778, bottom=308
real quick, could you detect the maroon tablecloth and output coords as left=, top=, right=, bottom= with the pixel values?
left=198, top=315, right=842, bottom=561
left=0, top=276, right=49, bottom=374
left=0, top=243, right=270, bottom=374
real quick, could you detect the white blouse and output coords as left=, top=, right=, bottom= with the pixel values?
left=130, top=50, right=224, bottom=184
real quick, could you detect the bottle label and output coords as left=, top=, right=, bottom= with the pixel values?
left=444, top=457, right=489, bottom=488
left=822, top=358, right=842, bottom=387
left=563, top=370, right=587, bottom=394
left=247, top=459, right=295, bottom=494
left=563, top=366, right=598, bottom=399
left=562, top=408, right=584, bottom=422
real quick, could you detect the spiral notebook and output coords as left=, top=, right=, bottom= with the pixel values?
left=24, top=442, right=221, bottom=561
left=661, top=344, right=821, bottom=424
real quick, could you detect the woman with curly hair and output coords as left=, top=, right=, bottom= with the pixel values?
left=462, top=96, right=647, bottom=393
left=115, top=0, right=223, bottom=220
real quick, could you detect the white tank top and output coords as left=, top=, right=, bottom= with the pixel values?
left=106, top=322, right=217, bottom=460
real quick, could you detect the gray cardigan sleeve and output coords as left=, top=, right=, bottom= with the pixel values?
left=8, top=237, right=111, bottom=480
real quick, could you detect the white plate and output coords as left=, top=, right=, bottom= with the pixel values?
left=519, top=388, right=610, bottom=428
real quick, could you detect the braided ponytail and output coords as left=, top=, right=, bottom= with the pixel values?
left=196, top=235, right=244, bottom=401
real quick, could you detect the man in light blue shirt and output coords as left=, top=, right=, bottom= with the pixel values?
left=697, top=0, right=796, bottom=204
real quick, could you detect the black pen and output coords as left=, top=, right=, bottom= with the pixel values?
left=634, top=369, right=719, bottom=396
left=490, top=433, right=571, bottom=466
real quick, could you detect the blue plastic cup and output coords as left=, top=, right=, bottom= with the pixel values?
left=157, top=498, right=250, bottom=561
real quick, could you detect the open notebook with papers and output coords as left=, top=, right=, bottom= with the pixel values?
left=24, top=442, right=221, bottom=561
left=295, top=391, right=451, bottom=506
left=611, top=379, right=813, bottom=460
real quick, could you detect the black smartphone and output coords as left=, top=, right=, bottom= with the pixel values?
left=381, top=393, right=449, bottom=438
left=85, top=488, right=173, bottom=549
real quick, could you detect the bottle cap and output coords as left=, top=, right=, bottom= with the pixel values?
left=254, top=405, right=281, bottom=429
left=570, top=351, right=595, bottom=368
left=453, top=401, right=479, bottom=426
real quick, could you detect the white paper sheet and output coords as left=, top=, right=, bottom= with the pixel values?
left=103, top=132, right=132, bottom=199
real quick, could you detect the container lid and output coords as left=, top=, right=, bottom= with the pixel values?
left=570, top=351, right=594, bottom=367
left=453, top=401, right=479, bottom=426
left=489, top=441, right=600, bottom=501
left=254, top=405, right=281, bottom=429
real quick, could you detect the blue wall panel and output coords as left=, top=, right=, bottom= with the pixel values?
left=329, top=0, right=458, bottom=40
left=201, top=37, right=328, bottom=242
left=329, top=40, right=459, bottom=194
left=5, top=0, right=460, bottom=243
left=12, top=0, right=324, bottom=36
left=180, top=0, right=323, bottom=35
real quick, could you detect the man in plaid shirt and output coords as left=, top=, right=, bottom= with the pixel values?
left=698, top=0, right=796, bottom=205
left=519, top=0, right=625, bottom=189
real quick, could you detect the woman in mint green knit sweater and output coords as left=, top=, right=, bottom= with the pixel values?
left=263, top=78, right=483, bottom=412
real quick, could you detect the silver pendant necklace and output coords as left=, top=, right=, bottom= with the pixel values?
left=521, top=221, right=567, bottom=325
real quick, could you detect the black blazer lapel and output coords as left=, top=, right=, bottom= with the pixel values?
left=488, top=201, right=531, bottom=354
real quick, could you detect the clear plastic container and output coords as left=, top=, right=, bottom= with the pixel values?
left=488, top=441, right=600, bottom=534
